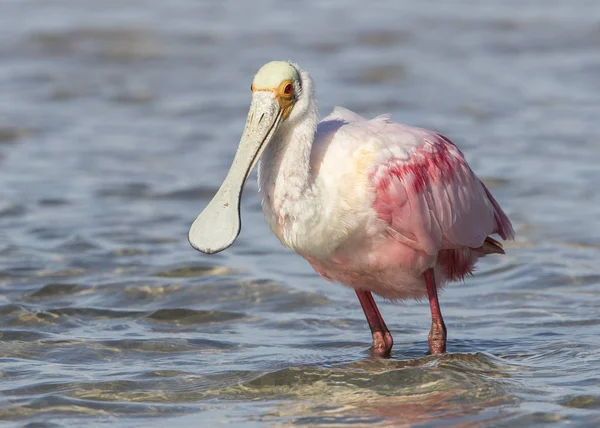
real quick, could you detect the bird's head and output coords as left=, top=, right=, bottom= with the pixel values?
left=251, top=61, right=302, bottom=122
left=188, top=61, right=308, bottom=254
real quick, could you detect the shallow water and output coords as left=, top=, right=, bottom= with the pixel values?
left=1, top=0, right=600, bottom=426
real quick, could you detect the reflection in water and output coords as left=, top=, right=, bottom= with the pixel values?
left=1, top=0, right=600, bottom=426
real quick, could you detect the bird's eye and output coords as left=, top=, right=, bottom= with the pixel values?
left=284, top=83, right=293, bottom=95
left=250, top=84, right=254, bottom=91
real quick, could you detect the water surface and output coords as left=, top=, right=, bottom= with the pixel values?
left=1, top=0, right=600, bottom=426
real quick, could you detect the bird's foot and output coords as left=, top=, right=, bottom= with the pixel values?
left=370, top=330, right=394, bottom=358
left=427, top=322, right=447, bottom=355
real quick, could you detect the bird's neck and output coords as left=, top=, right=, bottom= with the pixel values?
left=257, top=90, right=321, bottom=247
left=259, top=103, right=318, bottom=204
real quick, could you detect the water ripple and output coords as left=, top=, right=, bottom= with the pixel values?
left=1, top=0, right=599, bottom=426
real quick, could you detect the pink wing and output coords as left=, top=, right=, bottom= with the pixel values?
left=371, top=128, right=514, bottom=256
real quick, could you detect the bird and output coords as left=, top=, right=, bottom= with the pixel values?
left=188, top=60, right=514, bottom=357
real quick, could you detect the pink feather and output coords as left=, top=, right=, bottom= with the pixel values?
left=302, top=110, right=514, bottom=301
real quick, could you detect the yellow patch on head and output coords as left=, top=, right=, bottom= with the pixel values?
left=251, top=61, right=299, bottom=119
left=252, top=61, right=299, bottom=88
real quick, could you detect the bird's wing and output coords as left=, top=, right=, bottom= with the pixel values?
left=370, top=125, right=514, bottom=255
left=324, top=106, right=367, bottom=123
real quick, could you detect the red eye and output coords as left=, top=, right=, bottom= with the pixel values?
left=284, top=83, right=293, bottom=94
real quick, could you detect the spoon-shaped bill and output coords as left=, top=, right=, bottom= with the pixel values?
left=188, top=91, right=283, bottom=254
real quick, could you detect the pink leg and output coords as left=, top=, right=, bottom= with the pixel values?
left=424, top=268, right=447, bottom=354
left=355, top=290, right=393, bottom=358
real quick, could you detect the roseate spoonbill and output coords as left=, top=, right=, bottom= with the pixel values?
left=189, top=61, right=514, bottom=357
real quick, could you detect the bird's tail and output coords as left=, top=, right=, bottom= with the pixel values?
left=481, top=236, right=505, bottom=255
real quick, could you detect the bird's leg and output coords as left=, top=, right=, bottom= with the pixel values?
left=355, top=290, right=393, bottom=358
left=424, top=268, right=447, bottom=354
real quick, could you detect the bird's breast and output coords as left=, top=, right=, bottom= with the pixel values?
left=258, top=130, right=383, bottom=260
left=262, top=188, right=335, bottom=258
left=261, top=175, right=378, bottom=260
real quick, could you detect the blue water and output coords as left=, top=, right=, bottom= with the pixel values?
left=1, top=0, right=600, bottom=426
